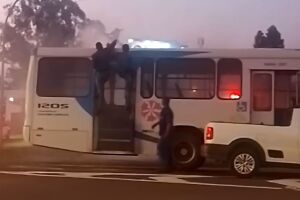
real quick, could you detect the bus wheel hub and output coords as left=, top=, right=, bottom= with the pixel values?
left=180, top=148, right=188, bottom=156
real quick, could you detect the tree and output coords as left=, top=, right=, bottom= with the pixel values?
left=266, top=25, right=284, bottom=48
left=254, top=30, right=266, bottom=48
left=1, top=0, right=86, bottom=89
left=254, top=25, right=285, bottom=48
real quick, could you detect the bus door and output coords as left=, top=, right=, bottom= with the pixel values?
left=95, top=73, right=135, bottom=153
left=251, top=71, right=274, bottom=125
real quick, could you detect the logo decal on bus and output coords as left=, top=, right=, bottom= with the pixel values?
left=141, top=100, right=161, bottom=122
left=236, top=101, right=247, bottom=112
left=38, top=103, right=69, bottom=109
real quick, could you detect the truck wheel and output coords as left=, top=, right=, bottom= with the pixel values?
left=230, top=148, right=259, bottom=178
left=171, top=133, right=205, bottom=170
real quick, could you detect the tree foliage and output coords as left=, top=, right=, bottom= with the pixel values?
left=1, top=0, right=86, bottom=89
left=254, top=25, right=285, bottom=48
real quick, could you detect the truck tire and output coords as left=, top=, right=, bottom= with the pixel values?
left=230, top=148, right=260, bottom=178
left=171, top=133, right=205, bottom=170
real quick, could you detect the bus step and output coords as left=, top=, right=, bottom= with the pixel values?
left=98, top=129, right=134, bottom=140
left=99, top=139, right=131, bottom=143
left=97, top=140, right=134, bottom=152
left=92, top=151, right=137, bottom=156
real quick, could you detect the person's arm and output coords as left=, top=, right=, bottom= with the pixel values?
left=152, top=110, right=163, bottom=129
left=152, top=121, right=159, bottom=129
left=152, top=108, right=164, bottom=130
left=109, top=40, right=118, bottom=50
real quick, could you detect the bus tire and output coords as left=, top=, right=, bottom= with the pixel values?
left=229, top=148, right=260, bottom=178
left=171, top=133, right=205, bottom=170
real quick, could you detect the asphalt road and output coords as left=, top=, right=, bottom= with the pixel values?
left=0, top=141, right=299, bottom=199
left=0, top=164, right=299, bottom=200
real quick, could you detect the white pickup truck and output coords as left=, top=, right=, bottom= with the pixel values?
left=203, top=108, right=300, bottom=178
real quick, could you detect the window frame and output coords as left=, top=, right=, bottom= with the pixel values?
left=252, top=73, right=273, bottom=111
left=296, top=73, right=300, bottom=107
left=217, top=58, right=243, bottom=100
left=140, top=58, right=155, bottom=99
left=36, top=57, right=92, bottom=98
left=155, top=58, right=216, bottom=99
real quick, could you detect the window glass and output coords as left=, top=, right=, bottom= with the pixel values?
left=253, top=74, right=272, bottom=111
left=297, top=74, right=300, bottom=106
left=217, top=59, right=242, bottom=99
left=156, top=58, right=215, bottom=99
left=274, top=71, right=296, bottom=126
left=140, top=59, right=154, bottom=98
left=37, top=57, right=91, bottom=97
left=275, top=72, right=296, bottom=109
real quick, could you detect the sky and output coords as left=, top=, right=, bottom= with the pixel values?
left=1, top=0, right=300, bottom=48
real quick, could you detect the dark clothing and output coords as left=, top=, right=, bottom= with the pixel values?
left=157, top=135, right=172, bottom=168
left=92, top=40, right=119, bottom=109
left=118, top=53, right=134, bottom=78
left=157, top=106, right=174, bottom=169
left=92, top=49, right=115, bottom=109
left=158, top=107, right=174, bottom=137
left=92, top=50, right=106, bottom=108
left=92, top=50, right=109, bottom=73
left=117, top=53, right=135, bottom=111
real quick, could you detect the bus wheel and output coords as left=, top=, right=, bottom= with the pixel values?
left=171, top=133, right=205, bottom=170
left=230, top=148, right=259, bottom=178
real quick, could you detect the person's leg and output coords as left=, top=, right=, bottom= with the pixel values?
left=124, top=74, right=133, bottom=111
left=98, top=72, right=109, bottom=110
left=165, top=139, right=173, bottom=169
left=158, top=138, right=172, bottom=172
left=108, top=70, right=115, bottom=105
left=157, top=139, right=165, bottom=162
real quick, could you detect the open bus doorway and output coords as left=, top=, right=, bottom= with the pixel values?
left=93, top=69, right=136, bottom=153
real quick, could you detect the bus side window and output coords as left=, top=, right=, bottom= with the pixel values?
left=140, top=59, right=154, bottom=98
left=217, top=59, right=242, bottom=100
left=37, top=57, right=91, bottom=97
left=156, top=58, right=215, bottom=99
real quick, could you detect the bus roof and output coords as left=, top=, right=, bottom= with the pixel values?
left=36, top=47, right=300, bottom=59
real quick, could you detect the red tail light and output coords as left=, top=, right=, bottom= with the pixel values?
left=206, top=127, right=214, bottom=140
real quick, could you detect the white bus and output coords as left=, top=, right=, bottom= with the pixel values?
left=23, top=47, right=300, bottom=169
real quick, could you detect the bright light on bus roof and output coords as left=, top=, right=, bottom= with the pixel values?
left=8, top=97, right=15, bottom=102
left=128, top=38, right=134, bottom=43
left=230, top=93, right=240, bottom=100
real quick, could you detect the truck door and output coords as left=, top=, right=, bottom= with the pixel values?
left=251, top=71, right=274, bottom=125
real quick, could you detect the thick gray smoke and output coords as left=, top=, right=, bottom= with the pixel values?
left=76, top=19, right=123, bottom=48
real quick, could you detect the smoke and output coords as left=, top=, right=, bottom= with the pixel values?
left=76, top=19, right=123, bottom=48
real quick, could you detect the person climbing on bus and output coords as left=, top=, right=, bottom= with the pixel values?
left=152, top=98, right=174, bottom=172
left=92, top=42, right=106, bottom=111
left=104, top=40, right=118, bottom=105
left=92, top=40, right=117, bottom=112
left=118, top=44, right=135, bottom=112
